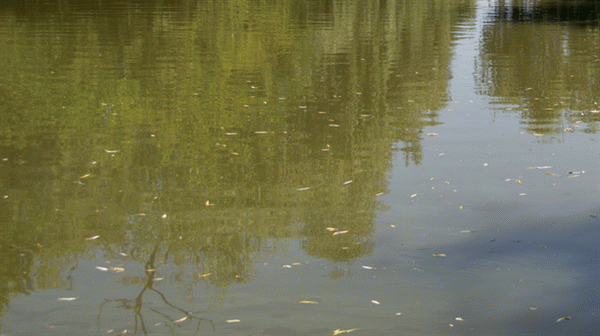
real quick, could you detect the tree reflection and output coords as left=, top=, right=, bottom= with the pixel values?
left=0, top=0, right=476, bottom=329
left=477, top=0, right=600, bottom=136
left=97, top=241, right=215, bottom=335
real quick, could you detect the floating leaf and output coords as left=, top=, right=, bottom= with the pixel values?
left=283, top=265, right=292, bottom=268
left=198, top=273, right=211, bottom=278
left=85, top=235, right=100, bottom=241
left=332, top=230, right=348, bottom=235
left=432, top=253, right=447, bottom=257
left=455, top=317, right=464, bottom=321
left=57, top=297, right=77, bottom=301
left=362, top=265, right=374, bottom=270
left=95, top=266, right=109, bottom=272
left=410, top=194, right=418, bottom=198
left=333, top=328, right=358, bottom=335
left=110, top=267, right=125, bottom=273
left=540, top=245, right=548, bottom=249
left=528, top=166, right=553, bottom=169
left=297, top=187, right=310, bottom=191
left=298, top=301, right=319, bottom=304
left=556, top=316, right=571, bottom=322
left=79, top=174, right=91, bottom=179
left=460, top=230, right=476, bottom=233
left=226, top=319, right=240, bottom=323
left=174, top=316, right=187, bottom=323
left=343, top=180, right=353, bottom=185
left=371, top=300, right=380, bottom=305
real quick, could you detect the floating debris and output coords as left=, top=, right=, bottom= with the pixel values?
left=85, top=235, right=100, bottom=241
left=298, top=301, right=319, bottom=304
left=528, top=166, right=553, bottom=169
left=57, top=297, right=77, bottom=301
left=226, top=319, right=241, bottom=323
left=79, top=174, right=91, bottom=179
left=362, top=265, right=374, bottom=270
left=332, top=230, right=348, bottom=235
left=556, top=316, right=571, bottom=322
left=432, top=253, right=447, bottom=257
left=297, top=187, right=310, bottom=191
left=174, top=316, right=187, bottom=323
left=342, top=180, right=353, bottom=185
left=371, top=300, right=380, bottom=305
left=333, top=328, right=358, bottom=335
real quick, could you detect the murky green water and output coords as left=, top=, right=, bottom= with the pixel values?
left=0, top=0, right=598, bottom=335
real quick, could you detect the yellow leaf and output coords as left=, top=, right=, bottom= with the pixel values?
left=333, top=328, right=358, bottom=335
left=79, top=174, right=91, bottom=179
left=198, top=273, right=211, bottom=277
left=432, top=253, right=447, bottom=257
left=174, top=316, right=187, bottom=323
left=298, top=301, right=319, bottom=304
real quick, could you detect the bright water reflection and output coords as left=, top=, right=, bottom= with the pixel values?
left=0, top=0, right=598, bottom=335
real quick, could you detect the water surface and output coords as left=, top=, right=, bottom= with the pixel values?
left=0, top=0, right=598, bottom=335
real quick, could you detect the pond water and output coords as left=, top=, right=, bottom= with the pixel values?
left=0, top=0, right=598, bottom=335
